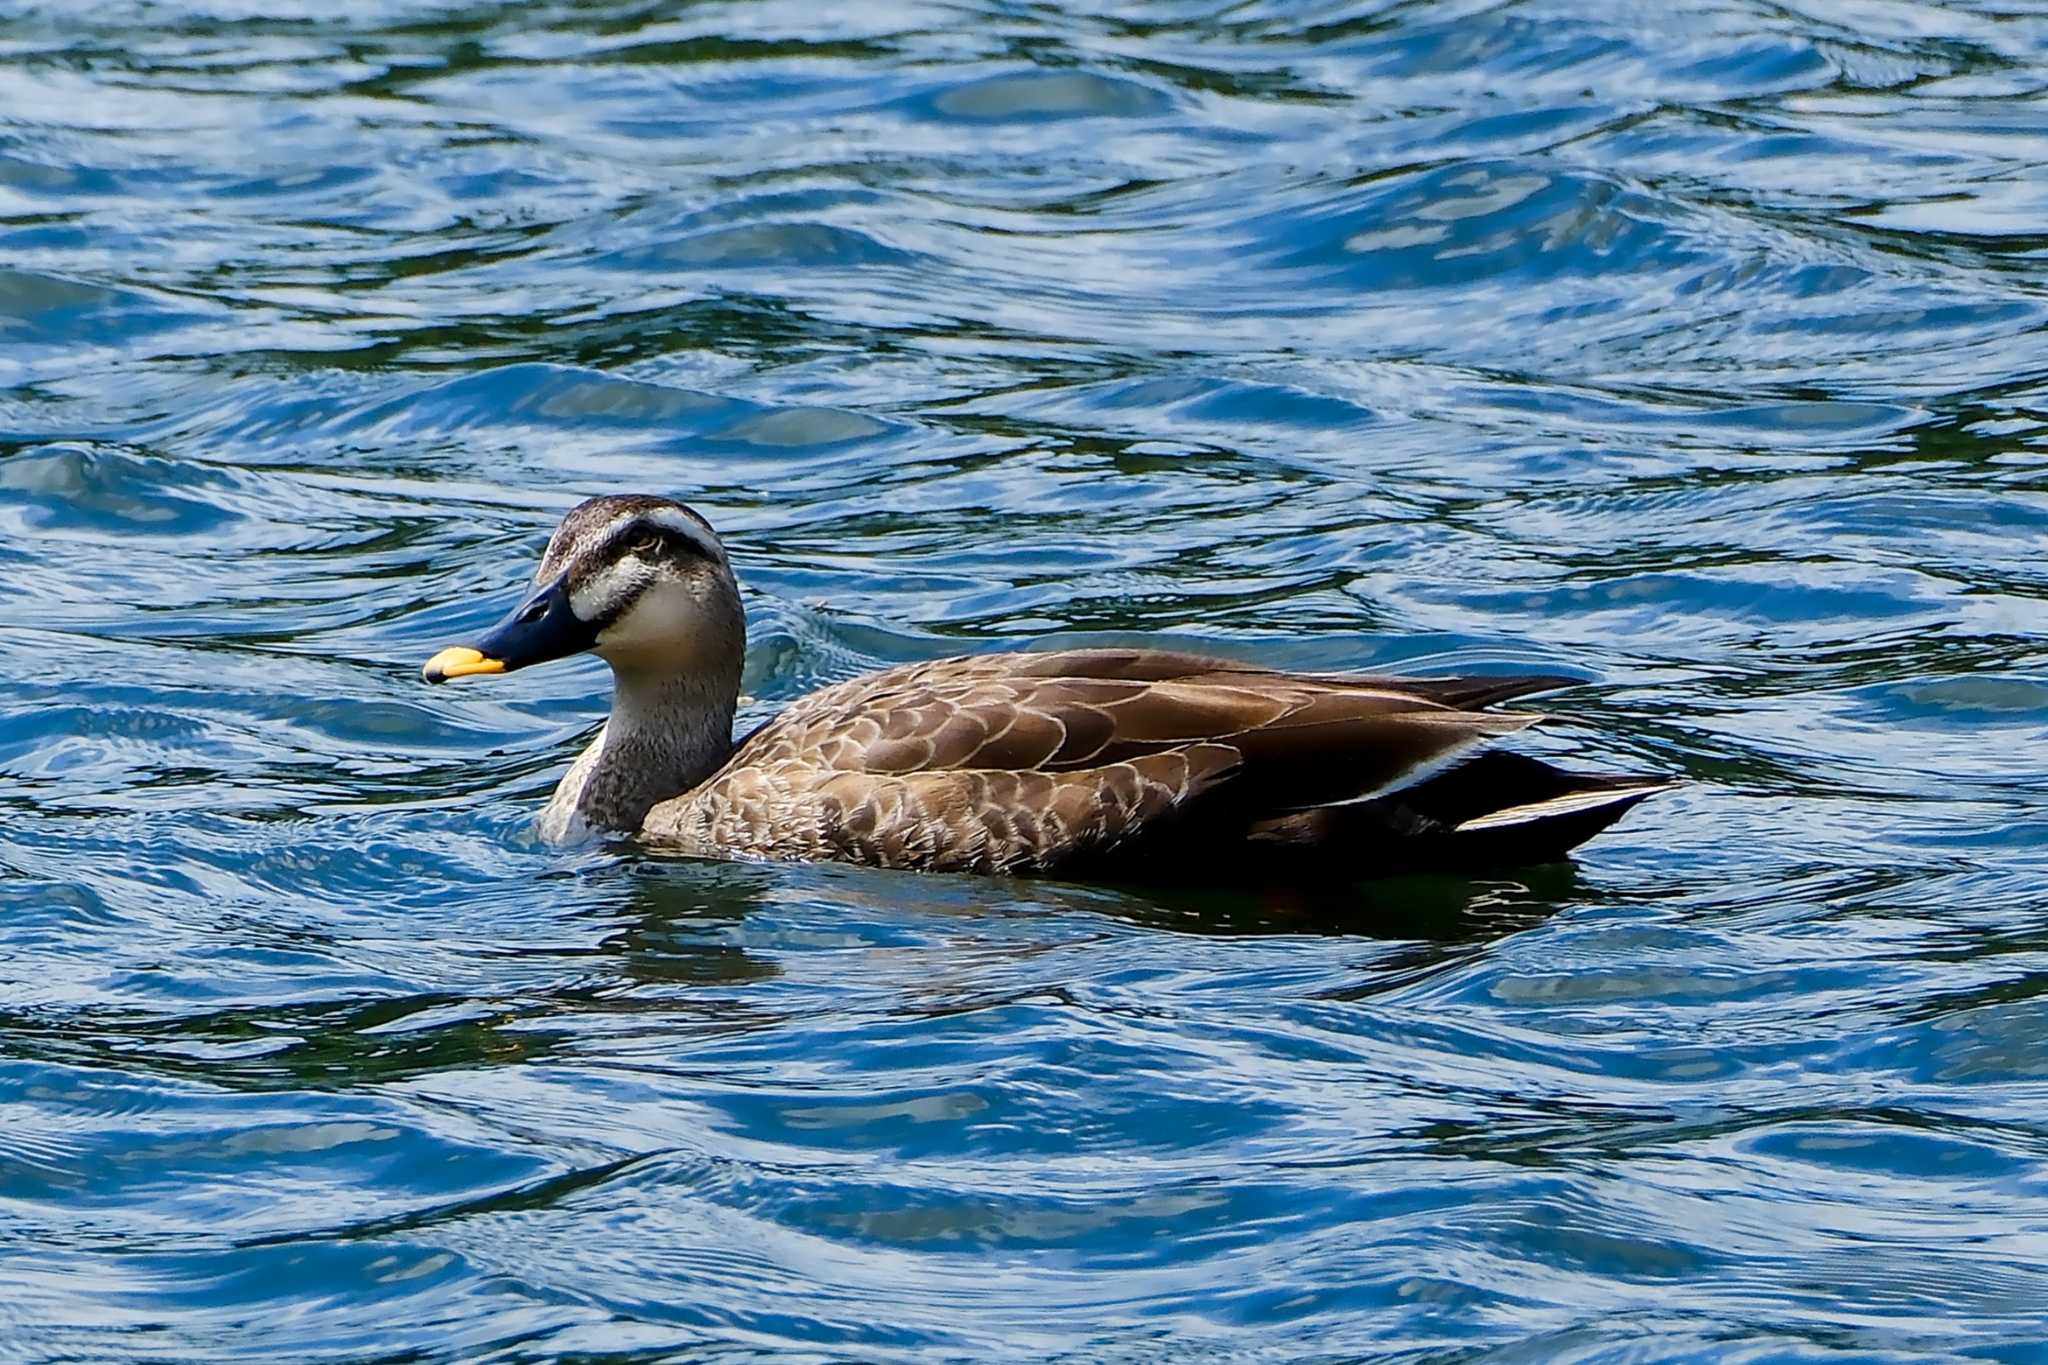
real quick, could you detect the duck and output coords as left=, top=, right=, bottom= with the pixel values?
left=422, top=494, right=1671, bottom=878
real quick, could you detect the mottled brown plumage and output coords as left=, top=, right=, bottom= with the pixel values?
left=424, top=496, right=1672, bottom=878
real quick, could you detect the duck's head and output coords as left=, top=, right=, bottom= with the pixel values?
left=423, top=494, right=744, bottom=688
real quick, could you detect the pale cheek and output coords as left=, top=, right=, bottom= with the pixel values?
left=569, top=561, right=636, bottom=622
left=594, top=580, right=711, bottom=664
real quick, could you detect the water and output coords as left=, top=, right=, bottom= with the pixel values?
left=3, top=0, right=2047, bottom=1358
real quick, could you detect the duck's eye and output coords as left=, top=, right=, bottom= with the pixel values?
left=627, top=533, right=661, bottom=557
left=517, top=598, right=548, bottom=625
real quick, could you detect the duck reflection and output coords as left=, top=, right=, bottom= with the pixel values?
left=1091, top=863, right=1587, bottom=941
left=611, top=847, right=1584, bottom=947
left=576, top=855, right=783, bottom=993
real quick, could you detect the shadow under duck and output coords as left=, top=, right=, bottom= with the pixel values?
left=423, top=495, right=1671, bottom=878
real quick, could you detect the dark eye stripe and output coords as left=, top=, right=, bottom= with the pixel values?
left=603, top=513, right=722, bottom=563
left=605, top=524, right=694, bottom=565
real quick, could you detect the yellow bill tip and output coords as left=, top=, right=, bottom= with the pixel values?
left=422, top=645, right=506, bottom=684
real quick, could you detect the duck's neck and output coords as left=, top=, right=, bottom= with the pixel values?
left=541, top=668, right=736, bottom=842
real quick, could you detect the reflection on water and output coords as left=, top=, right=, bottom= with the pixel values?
left=4, top=0, right=2048, bottom=1358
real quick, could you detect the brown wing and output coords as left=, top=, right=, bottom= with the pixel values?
left=670, top=649, right=1561, bottom=873
left=996, top=646, right=1580, bottom=710
left=806, top=743, right=1244, bottom=873
left=644, top=742, right=1245, bottom=875
left=737, top=651, right=1546, bottom=786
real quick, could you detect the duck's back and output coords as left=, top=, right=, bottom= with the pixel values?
left=639, top=648, right=1665, bottom=877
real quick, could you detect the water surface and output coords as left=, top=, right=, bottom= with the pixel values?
left=4, top=1, right=2048, bottom=1359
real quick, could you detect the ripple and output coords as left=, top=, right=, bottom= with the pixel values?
left=925, top=70, right=1172, bottom=122
left=0, top=443, right=240, bottom=536
left=603, top=222, right=909, bottom=272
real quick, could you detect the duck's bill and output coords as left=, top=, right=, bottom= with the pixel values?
left=421, top=645, right=505, bottom=682
left=421, top=577, right=594, bottom=684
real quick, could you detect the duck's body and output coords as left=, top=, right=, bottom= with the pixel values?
left=425, top=496, right=1669, bottom=879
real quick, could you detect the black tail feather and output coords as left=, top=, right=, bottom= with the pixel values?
left=1374, top=673, right=1588, bottom=711
left=1244, top=750, right=1670, bottom=874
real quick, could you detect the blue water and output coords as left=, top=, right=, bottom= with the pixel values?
left=4, top=1, right=2048, bottom=1359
